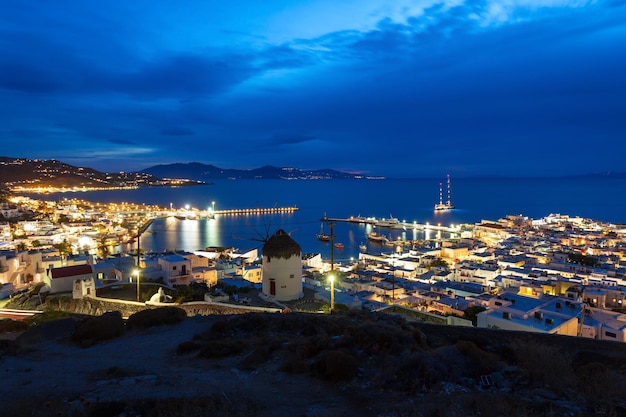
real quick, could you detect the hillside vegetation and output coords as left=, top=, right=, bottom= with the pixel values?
left=1, top=308, right=625, bottom=416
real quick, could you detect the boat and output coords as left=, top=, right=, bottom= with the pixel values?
left=316, top=223, right=331, bottom=241
left=334, top=242, right=344, bottom=250
left=375, top=215, right=399, bottom=228
left=359, top=243, right=367, bottom=252
left=367, top=232, right=388, bottom=243
left=434, top=174, right=455, bottom=211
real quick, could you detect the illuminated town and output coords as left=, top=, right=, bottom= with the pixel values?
left=2, top=193, right=626, bottom=342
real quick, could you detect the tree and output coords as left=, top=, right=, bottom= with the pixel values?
left=57, top=214, right=70, bottom=224
left=463, top=305, right=487, bottom=326
left=427, top=257, right=448, bottom=270
left=53, top=239, right=72, bottom=258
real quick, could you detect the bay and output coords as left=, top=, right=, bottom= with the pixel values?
left=35, top=177, right=626, bottom=262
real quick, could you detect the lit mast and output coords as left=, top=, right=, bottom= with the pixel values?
left=439, top=182, right=443, bottom=206
left=447, top=174, right=452, bottom=206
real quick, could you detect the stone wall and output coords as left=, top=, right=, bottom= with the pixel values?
left=43, top=295, right=281, bottom=318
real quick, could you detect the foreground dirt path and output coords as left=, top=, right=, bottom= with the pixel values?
left=1, top=316, right=375, bottom=417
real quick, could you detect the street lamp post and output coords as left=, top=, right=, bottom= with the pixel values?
left=134, top=268, right=140, bottom=301
left=329, top=274, right=335, bottom=313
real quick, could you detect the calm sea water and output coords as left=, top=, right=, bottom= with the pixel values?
left=33, top=177, right=626, bottom=261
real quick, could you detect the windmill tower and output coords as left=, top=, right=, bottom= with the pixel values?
left=261, top=229, right=303, bottom=302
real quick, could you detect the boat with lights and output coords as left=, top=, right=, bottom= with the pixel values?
left=434, top=174, right=455, bottom=211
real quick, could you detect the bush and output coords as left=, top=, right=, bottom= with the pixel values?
left=71, top=311, right=124, bottom=348
left=456, top=339, right=501, bottom=376
left=509, top=336, right=576, bottom=394
left=127, top=307, right=187, bottom=330
left=199, top=339, right=247, bottom=358
left=0, top=319, right=29, bottom=334
left=313, top=349, right=359, bottom=382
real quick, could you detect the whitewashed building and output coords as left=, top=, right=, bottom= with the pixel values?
left=261, top=229, right=303, bottom=302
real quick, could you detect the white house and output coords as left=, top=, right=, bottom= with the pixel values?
left=157, top=254, right=192, bottom=286
left=48, top=264, right=94, bottom=293
left=477, top=292, right=582, bottom=336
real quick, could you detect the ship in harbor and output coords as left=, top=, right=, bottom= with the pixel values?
left=316, top=223, right=331, bottom=241
left=434, top=174, right=455, bottom=211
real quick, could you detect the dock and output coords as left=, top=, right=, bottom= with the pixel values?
left=211, top=206, right=298, bottom=216
left=322, top=216, right=459, bottom=233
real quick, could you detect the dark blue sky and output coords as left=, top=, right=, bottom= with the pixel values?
left=1, top=0, right=625, bottom=178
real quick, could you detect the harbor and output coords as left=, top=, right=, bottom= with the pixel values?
left=322, top=215, right=460, bottom=233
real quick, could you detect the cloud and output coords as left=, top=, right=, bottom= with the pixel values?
left=268, top=133, right=317, bottom=146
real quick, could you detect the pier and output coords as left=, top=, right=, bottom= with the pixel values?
left=211, top=206, right=298, bottom=216
left=322, top=216, right=459, bottom=233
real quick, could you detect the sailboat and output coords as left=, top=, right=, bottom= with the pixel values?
left=434, top=174, right=455, bottom=211
left=316, top=223, right=331, bottom=241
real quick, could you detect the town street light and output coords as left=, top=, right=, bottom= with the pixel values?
left=134, top=268, right=141, bottom=302
left=328, top=274, right=335, bottom=313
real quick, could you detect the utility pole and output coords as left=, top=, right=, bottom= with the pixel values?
left=329, top=221, right=335, bottom=272
left=136, top=227, right=141, bottom=301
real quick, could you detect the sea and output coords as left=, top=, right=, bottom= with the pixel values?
left=26, top=177, right=626, bottom=263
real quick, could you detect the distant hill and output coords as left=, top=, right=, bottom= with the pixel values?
left=141, top=162, right=383, bottom=181
left=0, top=157, right=180, bottom=189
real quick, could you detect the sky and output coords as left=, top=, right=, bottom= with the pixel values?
left=1, top=0, right=625, bottom=178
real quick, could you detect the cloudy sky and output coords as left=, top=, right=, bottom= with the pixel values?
left=1, top=0, right=625, bottom=178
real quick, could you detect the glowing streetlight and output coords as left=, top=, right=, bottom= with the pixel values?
left=328, top=274, right=335, bottom=313
left=134, top=268, right=141, bottom=302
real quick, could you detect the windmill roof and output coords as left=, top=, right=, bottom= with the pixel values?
left=263, top=229, right=301, bottom=259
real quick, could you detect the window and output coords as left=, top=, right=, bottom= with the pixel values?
left=605, top=331, right=617, bottom=339
left=502, top=312, right=511, bottom=320
left=290, top=274, right=294, bottom=279
left=172, top=266, right=177, bottom=271
left=495, top=301, right=502, bottom=306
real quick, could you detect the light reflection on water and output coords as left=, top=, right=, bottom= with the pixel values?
left=129, top=214, right=454, bottom=262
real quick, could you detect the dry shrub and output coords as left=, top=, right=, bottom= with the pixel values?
left=199, top=339, right=248, bottom=358
left=341, top=321, right=419, bottom=355
left=377, top=351, right=433, bottom=392
left=286, top=334, right=330, bottom=359
left=576, top=361, right=626, bottom=402
left=280, top=353, right=310, bottom=374
left=208, top=318, right=234, bottom=336
left=0, top=319, right=29, bottom=334
left=509, top=336, right=576, bottom=394
left=176, top=340, right=203, bottom=355
left=376, top=346, right=469, bottom=392
left=239, top=345, right=272, bottom=370
left=127, top=306, right=187, bottom=330
left=456, top=339, right=502, bottom=376
left=71, top=311, right=124, bottom=348
left=313, top=349, right=359, bottom=382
